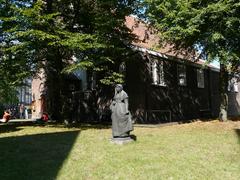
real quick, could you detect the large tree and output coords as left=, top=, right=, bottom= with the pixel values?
left=144, top=0, right=240, bottom=121
left=1, top=0, right=99, bottom=119
left=60, top=0, right=138, bottom=84
left=1, top=0, right=137, bottom=120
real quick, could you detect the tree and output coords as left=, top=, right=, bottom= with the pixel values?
left=61, top=0, right=138, bottom=84
left=143, top=0, right=240, bottom=121
left=0, top=79, right=18, bottom=105
left=1, top=0, right=138, bottom=120
left=1, top=0, right=104, bottom=119
left=0, top=0, right=32, bottom=106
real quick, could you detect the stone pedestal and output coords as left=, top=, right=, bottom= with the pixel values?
left=110, top=136, right=134, bottom=145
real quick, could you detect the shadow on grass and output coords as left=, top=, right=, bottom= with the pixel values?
left=0, top=124, right=23, bottom=133
left=0, top=130, right=80, bottom=180
left=1, top=121, right=111, bottom=132
left=130, top=134, right=137, bottom=141
left=47, top=122, right=111, bottom=130
left=235, top=128, right=240, bottom=144
left=0, top=122, right=44, bottom=133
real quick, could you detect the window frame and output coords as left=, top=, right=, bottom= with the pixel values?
left=228, top=77, right=239, bottom=93
left=197, top=69, right=205, bottom=88
left=177, top=64, right=187, bottom=86
left=151, top=60, right=166, bottom=86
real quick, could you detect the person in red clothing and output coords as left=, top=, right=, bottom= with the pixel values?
left=35, top=112, right=49, bottom=124
left=41, top=112, right=49, bottom=122
left=0, top=110, right=11, bottom=123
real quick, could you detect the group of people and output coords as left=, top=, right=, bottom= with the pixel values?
left=0, top=104, right=27, bottom=123
left=0, top=109, right=49, bottom=124
left=0, top=103, right=49, bottom=124
left=19, top=104, right=28, bottom=119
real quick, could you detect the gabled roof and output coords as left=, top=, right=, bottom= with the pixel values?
left=125, top=16, right=219, bottom=70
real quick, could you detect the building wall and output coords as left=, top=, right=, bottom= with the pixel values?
left=28, top=54, right=240, bottom=122
left=124, top=16, right=240, bottom=122
left=31, top=69, right=86, bottom=119
left=126, top=52, right=222, bottom=123
left=125, top=53, right=147, bottom=123
left=209, top=70, right=220, bottom=117
left=31, top=70, right=46, bottom=119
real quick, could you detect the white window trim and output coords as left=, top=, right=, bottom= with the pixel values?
left=197, top=69, right=205, bottom=88
left=119, top=62, right=126, bottom=74
left=234, top=83, right=239, bottom=92
left=228, top=78, right=239, bottom=93
left=151, top=60, right=166, bottom=86
left=177, top=64, right=187, bottom=86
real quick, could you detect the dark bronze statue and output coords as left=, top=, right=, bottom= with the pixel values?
left=110, top=84, right=133, bottom=138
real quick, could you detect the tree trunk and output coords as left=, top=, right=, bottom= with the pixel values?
left=44, top=48, right=64, bottom=121
left=44, top=0, right=64, bottom=121
left=45, top=71, right=63, bottom=121
left=219, top=63, right=228, bottom=121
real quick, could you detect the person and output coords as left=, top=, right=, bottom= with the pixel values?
left=110, top=84, right=133, bottom=138
left=0, top=110, right=11, bottom=123
left=35, top=112, right=49, bottom=124
left=19, top=104, right=25, bottom=119
left=24, top=107, right=29, bottom=119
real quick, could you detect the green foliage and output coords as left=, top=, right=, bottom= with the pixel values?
left=63, top=60, right=94, bottom=73
left=0, top=80, right=18, bottom=105
left=1, top=0, right=138, bottom=118
left=2, top=1, right=101, bottom=72
left=61, top=0, right=137, bottom=84
left=1, top=0, right=138, bottom=85
left=100, top=72, right=125, bottom=85
left=144, top=0, right=240, bottom=65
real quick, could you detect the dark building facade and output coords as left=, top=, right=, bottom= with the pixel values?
left=125, top=47, right=221, bottom=123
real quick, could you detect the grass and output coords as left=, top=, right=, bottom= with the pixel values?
left=0, top=120, right=240, bottom=180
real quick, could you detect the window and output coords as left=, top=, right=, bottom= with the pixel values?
left=88, top=71, right=96, bottom=90
left=17, top=78, right=32, bottom=104
left=151, top=60, right=166, bottom=86
left=177, top=65, right=186, bottom=86
left=228, top=78, right=238, bottom=92
left=119, top=62, right=126, bottom=75
left=197, top=69, right=204, bottom=88
left=119, top=62, right=126, bottom=84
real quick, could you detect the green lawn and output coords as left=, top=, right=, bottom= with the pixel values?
left=0, top=120, right=240, bottom=180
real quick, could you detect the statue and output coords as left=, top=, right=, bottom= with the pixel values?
left=110, top=84, right=133, bottom=140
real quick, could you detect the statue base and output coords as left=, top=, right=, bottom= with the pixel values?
left=110, top=136, right=134, bottom=145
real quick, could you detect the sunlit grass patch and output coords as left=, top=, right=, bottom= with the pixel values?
left=0, top=121, right=240, bottom=180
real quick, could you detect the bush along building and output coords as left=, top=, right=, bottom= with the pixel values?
left=30, top=16, right=240, bottom=123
